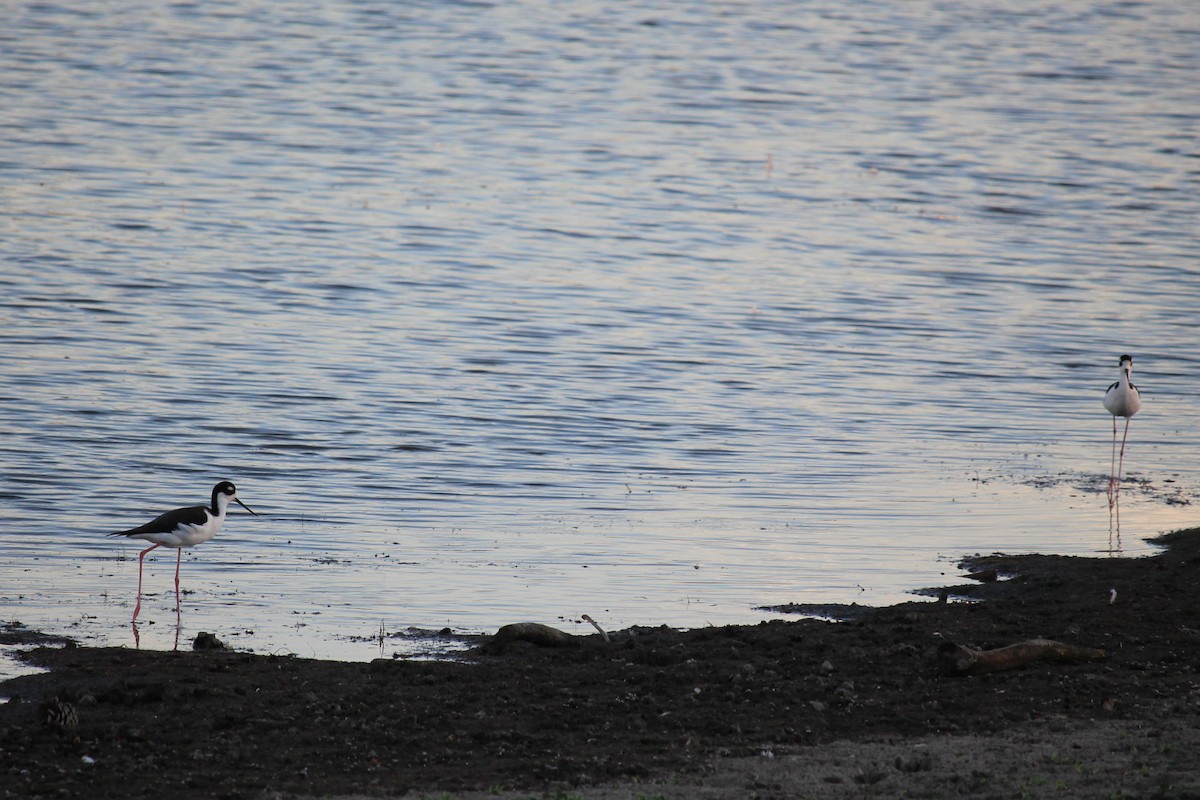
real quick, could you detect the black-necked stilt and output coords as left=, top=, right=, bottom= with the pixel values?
left=109, top=481, right=257, bottom=621
left=1103, top=355, right=1141, bottom=503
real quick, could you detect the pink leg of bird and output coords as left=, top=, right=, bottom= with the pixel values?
left=1114, top=418, right=1131, bottom=504
left=133, top=542, right=163, bottom=622
left=1108, top=415, right=1118, bottom=504
left=174, top=548, right=182, bottom=612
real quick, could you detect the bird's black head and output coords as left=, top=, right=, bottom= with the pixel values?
left=212, top=480, right=258, bottom=517
left=1118, top=354, right=1133, bottom=365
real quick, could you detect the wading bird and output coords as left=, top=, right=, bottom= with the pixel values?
left=109, top=481, right=257, bottom=621
left=1103, top=355, right=1141, bottom=504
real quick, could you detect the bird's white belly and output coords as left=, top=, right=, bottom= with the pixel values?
left=175, top=520, right=220, bottom=547
left=1104, top=390, right=1141, bottom=418
left=148, top=519, right=222, bottom=548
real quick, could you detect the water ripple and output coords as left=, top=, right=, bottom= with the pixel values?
left=2, top=0, right=1198, bottom=659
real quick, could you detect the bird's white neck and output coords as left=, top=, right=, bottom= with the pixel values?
left=1118, top=363, right=1133, bottom=387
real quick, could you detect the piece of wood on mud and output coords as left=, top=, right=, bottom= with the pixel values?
left=965, top=568, right=999, bottom=582
left=484, top=622, right=579, bottom=652
left=937, top=637, right=1106, bottom=676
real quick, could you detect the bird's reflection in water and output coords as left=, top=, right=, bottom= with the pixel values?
left=1108, top=492, right=1123, bottom=555
left=130, top=605, right=183, bottom=651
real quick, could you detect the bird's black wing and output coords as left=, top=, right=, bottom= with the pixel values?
left=109, top=504, right=209, bottom=537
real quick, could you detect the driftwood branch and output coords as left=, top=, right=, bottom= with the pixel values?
left=483, top=622, right=579, bottom=652
left=938, top=638, right=1106, bottom=676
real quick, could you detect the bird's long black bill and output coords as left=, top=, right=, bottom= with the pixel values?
left=237, top=498, right=259, bottom=517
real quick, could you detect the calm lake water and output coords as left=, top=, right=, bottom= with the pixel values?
left=2, top=0, right=1198, bottom=663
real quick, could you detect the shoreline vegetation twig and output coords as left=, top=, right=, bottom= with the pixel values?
left=581, top=614, right=610, bottom=643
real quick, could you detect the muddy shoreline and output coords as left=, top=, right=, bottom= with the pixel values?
left=3, top=527, right=1200, bottom=798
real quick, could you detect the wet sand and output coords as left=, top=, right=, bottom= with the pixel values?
left=3, top=526, right=1200, bottom=799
